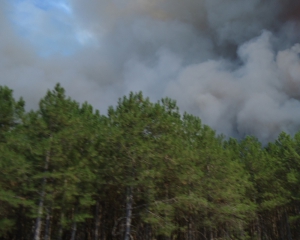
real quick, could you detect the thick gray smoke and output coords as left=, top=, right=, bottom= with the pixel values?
left=1, top=0, right=300, bottom=142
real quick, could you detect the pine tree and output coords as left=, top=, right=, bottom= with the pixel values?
left=22, top=84, right=97, bottom=239
left=0, top=86, right=24, bottom=138
left=0, top=86, right=30, bottom=238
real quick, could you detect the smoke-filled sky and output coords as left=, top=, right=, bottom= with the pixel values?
left=2, top=0, right=300, bottom=142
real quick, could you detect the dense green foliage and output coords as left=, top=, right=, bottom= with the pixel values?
left=0, top=84, right=300, bottom=239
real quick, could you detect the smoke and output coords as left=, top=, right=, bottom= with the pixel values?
left=2, top=0, right=300, bottom=142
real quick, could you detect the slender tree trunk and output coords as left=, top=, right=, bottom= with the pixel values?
left=256, top=215, right=261, bottom=240
left=71, top=204, right=78, bottom=240
left=44, top=204, right=52, bottom=240
left=94, top=201, right=100, bottom=240
left=71, top=221, right=77, bottom=240
left=16, top=206, right=24, bottom=240
left=33, top=150, right=50, bottom=240
left=285, top=210, right=292, bottom=240
left=58, top=212, right=64, bottom=240
left=280, top=211, right=285, bottom=240
left=145, top=223, right=152, bottom=240
left=33, top=192, right=45, bottom=240
left=124, top=187, right=133, bottom=240
left=100, top=202, right=106, bottom=240
left=209, top=228, right=214, bottom=240
left=188, top=216, right=193, bottom=240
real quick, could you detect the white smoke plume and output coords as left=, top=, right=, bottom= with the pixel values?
left=1, top=0, right=300, bottom=142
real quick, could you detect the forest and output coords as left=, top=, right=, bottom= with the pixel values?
left=1, top=84, right=300, bottom=240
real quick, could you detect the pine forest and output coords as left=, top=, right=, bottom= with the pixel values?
left=1, top=84, right=300, bottom=240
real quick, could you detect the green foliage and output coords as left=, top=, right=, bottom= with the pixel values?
left=0, top=86, right=24, bottom=135
left=1, top=84, right=300, bottom=239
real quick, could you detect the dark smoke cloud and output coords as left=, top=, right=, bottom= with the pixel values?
left=2, top=0, right=300, bottom=143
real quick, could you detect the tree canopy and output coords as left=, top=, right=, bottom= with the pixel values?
left=0, top=84, right=300, bottom=240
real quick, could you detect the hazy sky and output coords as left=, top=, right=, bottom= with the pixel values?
left=2, top=0, right=300, bottom=142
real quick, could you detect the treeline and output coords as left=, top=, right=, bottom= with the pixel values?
left=1, top=84, right=300, bottom=240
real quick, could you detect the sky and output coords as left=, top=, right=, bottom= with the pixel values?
left=10, top=0, right=83, bottom=55
left=2, top=0, right=300, bottom=143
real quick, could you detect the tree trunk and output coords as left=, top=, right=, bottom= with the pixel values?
left=16, top=206, right=24, bottom=240
left=33, top=150, right=50, bottom=240
left=94, top=201, right=100, bottom=240
left=256, top=215, right=261, bottom=240
left=44, top=205, right=52, bottom=240
left=124, top=187, right=133, bottom=240
left=71, top=204, right=78, bottom=240
left=71, top=221, right=77, bottom=240
left=58, top=212, right=64, bottom=240
left=285, top=210, right=292, bottom=240
left=33, top=192, right=45, bottom=240
left=100, top=202, right=106, bottom=240
left=209, top=228, right=214, bottom=240
left=188, top=216, right=193, bottom=240
left=145, top=223, right=152, bottom=240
